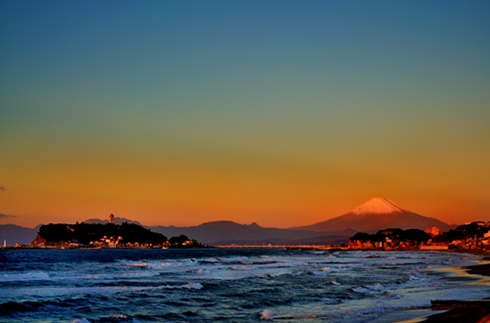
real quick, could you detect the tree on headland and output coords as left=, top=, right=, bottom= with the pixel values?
left=443, top=222, right=490, bottom=241
left=30, top=222, right=208, bottom=248
left=349, top=228, right=430, bottom=249
left=168, top=234, right=202, bottom=248
left=348, top=221, right=490, bottom=251
left=32, top=222, right=167, bottom=247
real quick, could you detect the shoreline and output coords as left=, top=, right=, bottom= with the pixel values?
left=3, top=247, right=490, bottom=321
left=466, top=259, right=490, bottom=277
left=418, top=255, right=490, bottom=322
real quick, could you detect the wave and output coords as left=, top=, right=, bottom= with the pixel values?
left=350, top=283, right=385, bottom=294
left=0, top=271, right=50, bottom=282
left=70, top=314, right=130, bottom=323
left=350, top=286, right=371, bottom=294
left=70, top=319, right=91, bottom=323
left=159, top=282, right=204, bottom=290
left=1, top=249, right=487, bottom=322
left=0, top=300, right=43, bottom=315
left=0, top=295, right=92, bottom=315
left=119, top=262, right=149, bottom=268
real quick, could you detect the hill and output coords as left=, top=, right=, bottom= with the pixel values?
left=150, top=220, right=354, bottom=245
left=295, top=197, right=451, bottom=232
left=31, top=222, right=168, bottom=248
left=0, top=224, right=38, bottom=246
left=0, top=219, right=354, bottom=247
left=1, top=198, right=452, bottom=246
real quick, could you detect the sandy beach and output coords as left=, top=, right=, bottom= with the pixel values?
left=421, top=256, right=490, bottom=322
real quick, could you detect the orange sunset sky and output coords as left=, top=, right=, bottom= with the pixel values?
left=1, top=1, right=489, bottom=229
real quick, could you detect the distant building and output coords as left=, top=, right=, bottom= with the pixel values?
left=109, top=213, right=115, bottom=224
left=425, top=225, right=442, bottom=237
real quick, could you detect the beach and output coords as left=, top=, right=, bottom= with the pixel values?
left=421, top=256, right=490, bottom=322
left=466, top=258, right=490, bottom=276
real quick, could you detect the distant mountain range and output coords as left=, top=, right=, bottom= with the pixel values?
left=150, top=221, right=355, bottom=245
left=0, top=224, right=41, bottom=246
left=0, top=219, right=353, bottom=246
left=295, top=197, right=452, bottom=232
left=0, top=198, right=454, bottom=246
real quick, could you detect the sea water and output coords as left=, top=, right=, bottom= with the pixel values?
left=0, top=249, right=489, bottom=322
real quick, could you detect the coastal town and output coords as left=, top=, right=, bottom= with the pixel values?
left=3, top=215, right=490, bottom=322
left=3, top=215, right=490, bottom=253
left=4, top=219, right=490, bottom=323
left=348, top=221, right=490, bottom=252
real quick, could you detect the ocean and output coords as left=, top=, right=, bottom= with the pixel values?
left=0, top=248, right=488, bottom=322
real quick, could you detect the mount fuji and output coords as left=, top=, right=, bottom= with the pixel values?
left=295, top=197, right=451, bottom=233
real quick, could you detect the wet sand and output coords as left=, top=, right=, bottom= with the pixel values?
left=466, top=261, right=490, bottom=277
left=421, top=257, right=490, bottom=322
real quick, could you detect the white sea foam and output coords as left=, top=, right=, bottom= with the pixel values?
left=184, top=282, right=204, bottom=290
left=369, top=283, right=385, bottom=290
left=218, top=256, right=249, bottom=263
left=77, top=270, right=158, bottom=281
left=308, top=250, right=325, bottom=255
left=351, top=286, right=370, bottom=294
left=159, top=282, right=204, bottom=290
left=0, top=272, right=50, bottom=282
left=2, top=249, right=489, bottom=322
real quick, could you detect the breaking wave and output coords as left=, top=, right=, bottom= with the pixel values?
left=1, top=249, right=488, bottom=322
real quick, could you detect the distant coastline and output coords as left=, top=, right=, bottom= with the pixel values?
left=26, top=222, right=207, bottom=250
left=3, top=220, right=490, bottom=254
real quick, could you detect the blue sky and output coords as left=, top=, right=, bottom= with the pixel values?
left=1, top=0, right=489, bottom=227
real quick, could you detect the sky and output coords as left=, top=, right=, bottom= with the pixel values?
left=1, top=0, right=489, bottom=228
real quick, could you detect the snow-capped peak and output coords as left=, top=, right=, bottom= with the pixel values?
left=350, top=197, right=409, bottom=215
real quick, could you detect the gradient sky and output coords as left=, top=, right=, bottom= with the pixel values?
left=1, top=0, right=489, bottom=228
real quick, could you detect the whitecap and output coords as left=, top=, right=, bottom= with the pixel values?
left=160, top=282, right=204, bottom=290
left=351, top=286, right=370, bottom=294
left=183, top=282, right=204, bottom=290
left=369, top=283, right=385, bottom=290
left=308, top=251, right=325, bottom=255
left=0, top=272, right=50, bottom=282
left=219, top=256, right=249, bottom=263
